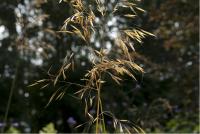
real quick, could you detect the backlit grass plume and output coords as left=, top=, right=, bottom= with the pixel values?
left=31, top=0, right=154, bottom=133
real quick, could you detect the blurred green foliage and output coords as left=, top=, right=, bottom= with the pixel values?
left=6, top=126, right=21, bottom=134
left=39, top=123, right=57, bottom=134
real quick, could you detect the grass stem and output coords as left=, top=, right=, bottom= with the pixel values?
left=1, top=60, right=19, bottom=133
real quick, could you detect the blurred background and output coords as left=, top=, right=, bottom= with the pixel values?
left=0, top=0, right=199, bottom=133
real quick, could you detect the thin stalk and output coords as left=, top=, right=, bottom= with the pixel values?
left=95, top=87, right=100, bottom=133
left=1, top=60, right=19, bottom=133
left=99, top=98, right=106, bottom=133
